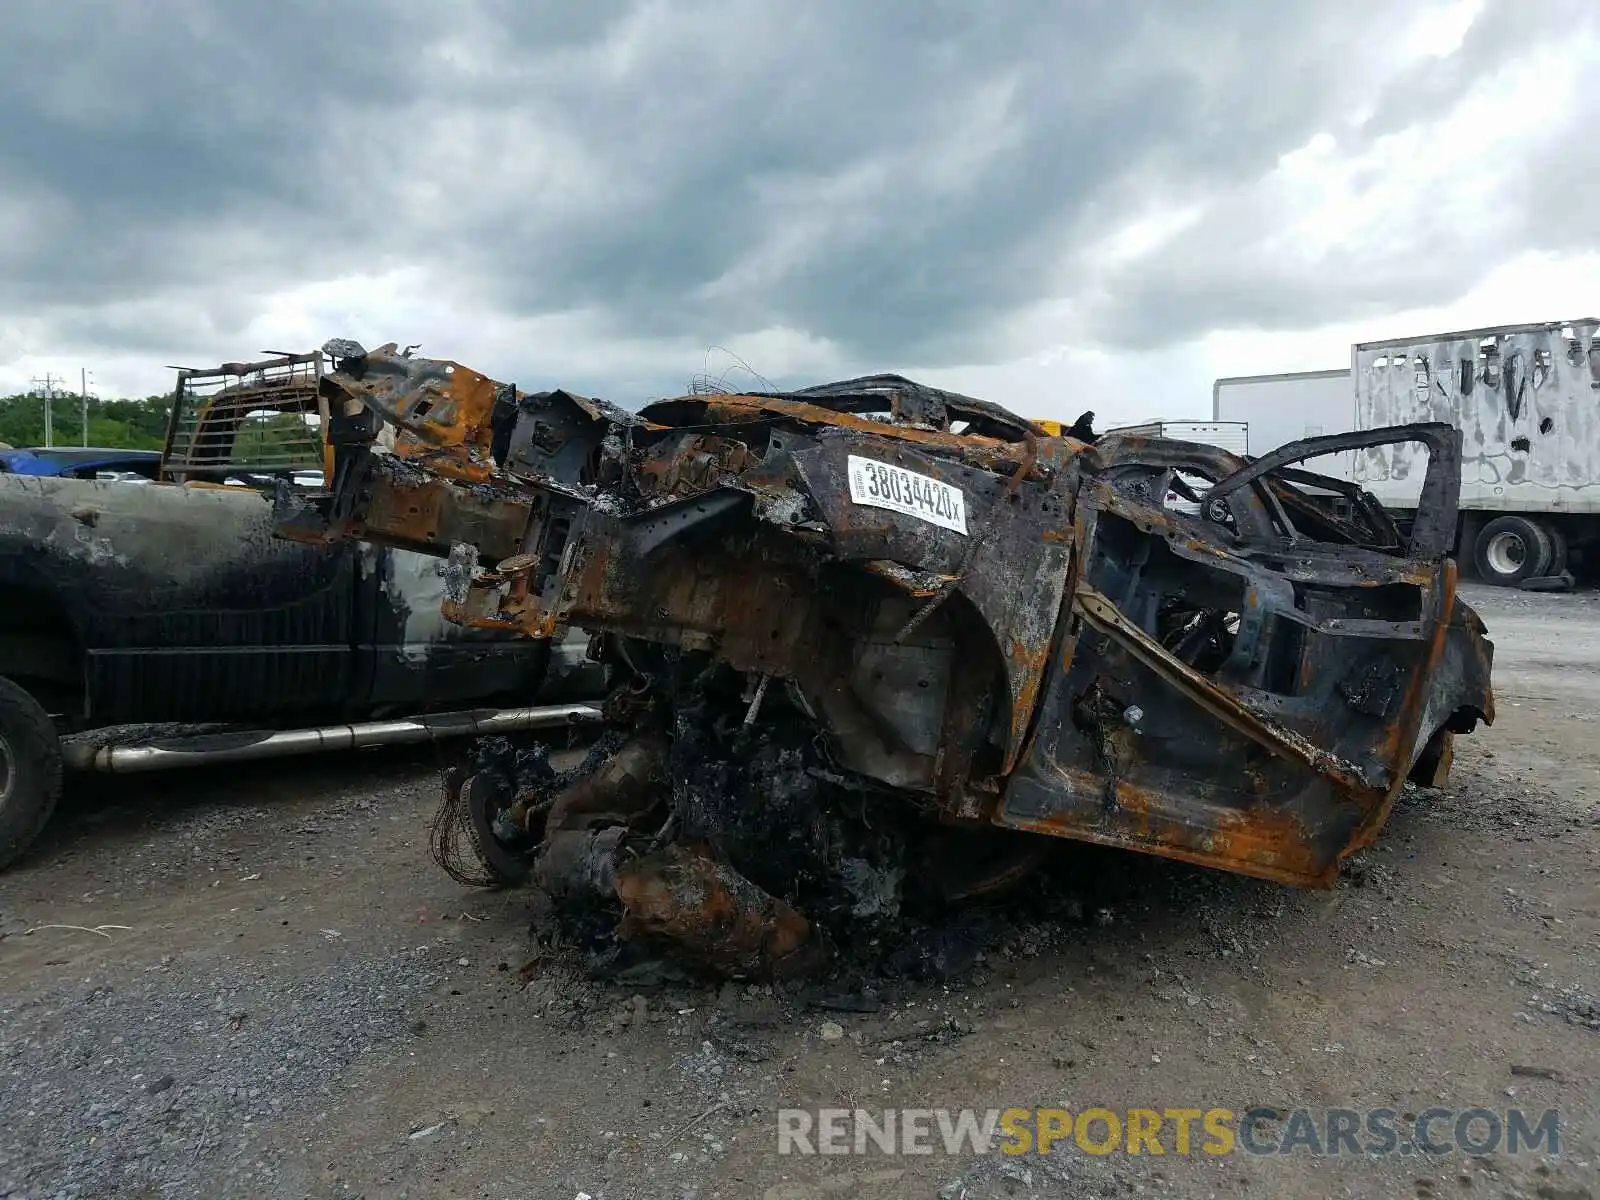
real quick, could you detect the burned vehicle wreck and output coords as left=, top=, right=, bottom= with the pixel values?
left=277, top=341, right=1494, bottom=979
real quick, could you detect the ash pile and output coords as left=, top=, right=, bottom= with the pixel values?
left=432, top=667, right=1059, bottom=983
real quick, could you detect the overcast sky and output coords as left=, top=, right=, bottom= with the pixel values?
left=2, top=0, right=1597, bottom=426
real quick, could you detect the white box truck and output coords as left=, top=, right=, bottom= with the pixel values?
left=1103, top=419, right=1249, bottom=455
left=1207, top=369, right=1357, bottom=482
left=1215, top=318, right=1600, bottom=586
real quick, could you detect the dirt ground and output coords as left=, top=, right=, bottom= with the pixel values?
left=1, top=583, right=1596, bottom=1200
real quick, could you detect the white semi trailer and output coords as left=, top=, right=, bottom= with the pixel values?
left=1103, top=419, right=1249, bottom=456
left=1215, top=318, right=1600, bottom=587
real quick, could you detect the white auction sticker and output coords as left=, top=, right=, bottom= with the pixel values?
left=845, top=455, right=968, bottom=534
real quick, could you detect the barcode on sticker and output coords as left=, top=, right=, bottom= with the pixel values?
left=845, top=455, right=967, bottom=534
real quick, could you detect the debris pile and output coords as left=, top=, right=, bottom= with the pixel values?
left=277, top=339, right=1495, bottom=978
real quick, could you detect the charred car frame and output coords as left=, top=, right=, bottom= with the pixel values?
left=277, top=341, right=1494, bottom=978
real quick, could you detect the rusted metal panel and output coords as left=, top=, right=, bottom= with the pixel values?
left=274, top=339, right=1496, bottom=975
left=614, top=847, right=814, bottom=979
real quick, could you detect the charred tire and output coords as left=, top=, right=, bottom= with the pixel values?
left=1473, top=516, right=1552, bottom=586
left=464, top=771, right=532, bottom=887
left=0, top=675, right=64, bottom=871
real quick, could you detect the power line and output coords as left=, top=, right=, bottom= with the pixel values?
left=29, top=373, right=65, bottom=448
left=80, top=368, right=94, bottom=447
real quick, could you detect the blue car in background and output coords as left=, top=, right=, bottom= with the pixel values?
left=0, top=447, right=163, bottom=481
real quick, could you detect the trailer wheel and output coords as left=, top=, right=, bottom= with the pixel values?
left=1540, top=521, right=1569, bottom=578
left=1473, top=516, right=1552, bottom=586
left=0, top=676, right=64, bottom=871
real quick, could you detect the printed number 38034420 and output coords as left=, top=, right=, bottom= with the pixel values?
left=845, top=455, right=968, bottom=535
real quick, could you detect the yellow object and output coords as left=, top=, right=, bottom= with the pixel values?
left=1033, top=418, right=1064, bottom=436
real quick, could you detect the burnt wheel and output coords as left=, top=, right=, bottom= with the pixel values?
left=464, top=771, right=533, bottom=887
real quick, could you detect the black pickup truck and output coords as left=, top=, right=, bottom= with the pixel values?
left=0, top=352, right=596, bottom=869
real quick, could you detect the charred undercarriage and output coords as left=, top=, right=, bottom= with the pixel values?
left=277, top=341, right=1495, bottom=979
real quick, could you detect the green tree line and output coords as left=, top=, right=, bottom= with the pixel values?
left=226, top=411, right=323, bottom=468
left=0, top=392, right=174, bottom=451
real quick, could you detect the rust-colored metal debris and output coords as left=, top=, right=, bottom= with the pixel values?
left=278, top=339, right=1494, bottom=979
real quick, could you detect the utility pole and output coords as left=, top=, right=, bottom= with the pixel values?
left=80, top=368, right=94, bottom=447
left=30, top=373, right=64, bottom=448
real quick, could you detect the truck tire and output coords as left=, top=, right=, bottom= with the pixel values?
left=1473, top=516, right=1552, bottom=586
left=0, top=675, right=64, bottom=870
left=1540, top=521, right=1569, bottom=578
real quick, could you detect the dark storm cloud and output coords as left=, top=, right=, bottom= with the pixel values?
left=1, top=0, right=1593, bottom=383
left=1, top=2, right=421, bottom=292
left=378, top=0, right=1405, bottom=360
left=0, top=2, right=625, bottom=296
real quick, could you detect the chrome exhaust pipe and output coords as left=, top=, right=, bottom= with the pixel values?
left=62, top=703, right=604, bottom=774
